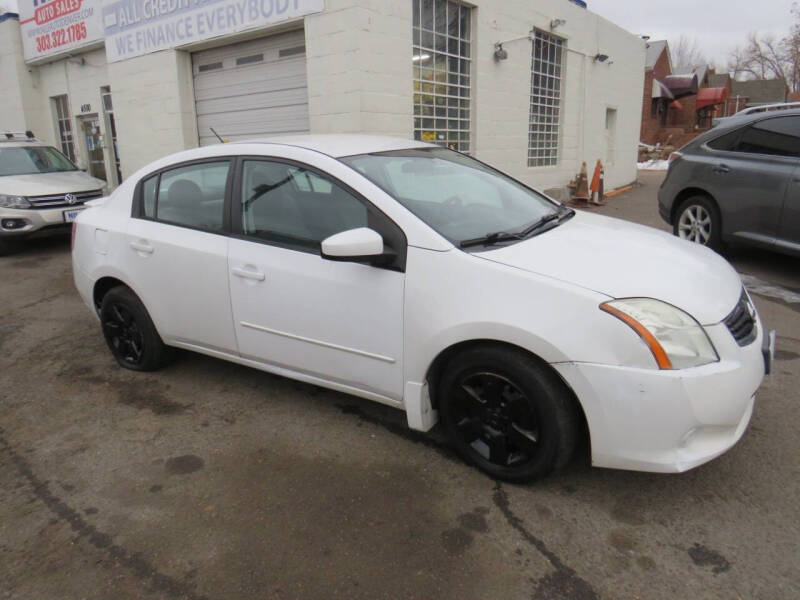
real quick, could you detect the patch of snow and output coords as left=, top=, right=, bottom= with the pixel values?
left=637, top=159, right=670, bottom=171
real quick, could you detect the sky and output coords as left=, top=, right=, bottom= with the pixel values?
left=590, top=0, right=796, bottom=69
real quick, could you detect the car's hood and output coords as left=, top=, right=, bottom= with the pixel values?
left=476, top=211, right=742, bottom=325
left=0, top=171, right=106, bottom=196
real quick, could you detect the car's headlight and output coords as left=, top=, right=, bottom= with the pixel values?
left=0, top=194, right=31, bottom=209
left=601, top=298, right=719, bottom=370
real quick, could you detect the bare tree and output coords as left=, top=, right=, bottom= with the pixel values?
left=670, top=35, right=708, bottom=71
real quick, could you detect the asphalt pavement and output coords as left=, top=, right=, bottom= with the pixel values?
left=1, top=170, right=798, bottom=600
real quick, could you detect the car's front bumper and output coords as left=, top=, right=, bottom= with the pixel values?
left=0, top=206, right=82, bottom=237
left=554, top=320, right=768, bottom=473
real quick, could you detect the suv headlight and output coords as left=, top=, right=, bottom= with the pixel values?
left=0, top=194, right=32, bottom=209
left=601, top=298, right=719, bottom=370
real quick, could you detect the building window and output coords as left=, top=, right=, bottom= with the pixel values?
left=529, top=30, right=564, bottom=167
left=412, top=0, right=472, bottom=153
left=52, top=95, right=75, bottom=162
left=101, top=86, right=122, bottom=184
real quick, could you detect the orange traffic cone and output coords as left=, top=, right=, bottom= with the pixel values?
left=590, top=160, right=605, bottom=205
left=573, top=162, right=590, bottom=202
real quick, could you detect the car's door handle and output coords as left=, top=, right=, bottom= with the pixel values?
left=712, top=164, right=731, bottom=174
left=129, top=241, right=154, bottom=254
left=232, top=267, right=266, bottom=282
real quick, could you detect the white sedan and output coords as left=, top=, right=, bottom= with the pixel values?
left=72, top=135, right=774, bottom=481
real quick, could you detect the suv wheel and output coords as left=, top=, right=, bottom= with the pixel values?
left=674, top=195, right=722, bottom=251
left=438, top=346, right=578, bottom=482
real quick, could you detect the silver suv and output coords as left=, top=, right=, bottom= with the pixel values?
left=0, top=132, right=106, bottom=255
left=658, top=108, right=800, bottom=257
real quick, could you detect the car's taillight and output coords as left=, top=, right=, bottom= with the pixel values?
left=668, top=152, right=682, bottom=163
left=71, top=222, right=77, bottom=252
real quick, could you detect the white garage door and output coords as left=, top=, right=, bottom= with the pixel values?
left=192, top=30, right=309, bottom=146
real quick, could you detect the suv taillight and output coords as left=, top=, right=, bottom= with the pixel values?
left=71, top=222, right=77, bottom=252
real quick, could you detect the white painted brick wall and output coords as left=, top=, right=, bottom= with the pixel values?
left=2, top=0, right=644, bottom=190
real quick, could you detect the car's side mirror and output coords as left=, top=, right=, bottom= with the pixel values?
left=321, top=227, right=390, bottom=265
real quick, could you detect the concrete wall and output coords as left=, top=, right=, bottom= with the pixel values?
left=107, top=50, right=198, bottom=179
left=2, top=0, right=645, bottom=191
left=0, top=18, right=46, bottom=136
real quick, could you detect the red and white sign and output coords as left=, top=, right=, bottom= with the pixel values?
left=19, top=0, right=104, bottom=62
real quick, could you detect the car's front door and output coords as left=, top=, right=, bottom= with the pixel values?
left=125, top=159, right=238, bottom=354
left=705, top=115, right=800, bottom=246
left=227, top=158, right=406, bottom=401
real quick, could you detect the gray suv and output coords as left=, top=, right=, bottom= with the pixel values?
left=658, top=108, right=800, bottom=257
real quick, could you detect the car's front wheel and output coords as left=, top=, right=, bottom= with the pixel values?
left=100, top=286, right=173, bottom=371
left=438, top=346, right=578, bottom=482
left=674, top=195, right=722, bottom=251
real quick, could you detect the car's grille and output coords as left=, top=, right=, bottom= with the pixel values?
left=27, top=189, right=103, bottom=209
left=724, top=291, right=757, bottom=347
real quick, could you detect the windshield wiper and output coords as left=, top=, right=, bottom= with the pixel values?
left=459, top=231, right=523, bottom=248
left=458, top=207, right=575, bottom=249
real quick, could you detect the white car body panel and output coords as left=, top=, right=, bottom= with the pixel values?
left=228, top=237, right=405, bottom=400
left=480, top=211, right=742, bottom=325
left=71, top=135, right=768, bottom=475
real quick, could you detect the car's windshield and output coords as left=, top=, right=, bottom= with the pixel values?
left=0, top=146, right=78, bottom=176
left=341, top=147, right=560, bottom=245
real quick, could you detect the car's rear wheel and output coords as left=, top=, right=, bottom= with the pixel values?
left=674, top=195, right=722, bottom=251
left=100, top=286, right=173, bottom=371
left=438, top=346, right=578, bottom=482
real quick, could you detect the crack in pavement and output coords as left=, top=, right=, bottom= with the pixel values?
left=0, top=426, right=209, bottom=600
left=335, top=403, right=600, bottom=600
left=492, top=482, right=599, bottom=600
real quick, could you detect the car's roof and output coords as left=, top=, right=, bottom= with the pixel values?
left=713, top=108, right=800, bottom=129
left=233, top=134, right=434, bottom=158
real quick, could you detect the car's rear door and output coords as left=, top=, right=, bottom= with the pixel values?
left=124, top=158, right=238, bottom=353
left=703, top=115, right=800, bottom=247
left=227, top=157, right=406, bottom=402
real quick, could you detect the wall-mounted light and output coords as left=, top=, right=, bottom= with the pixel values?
left=550, top=18, right=566, bottom=30
left=494, top=43, right=508, bottom=61
left=594, top=53, right=610, bottom=63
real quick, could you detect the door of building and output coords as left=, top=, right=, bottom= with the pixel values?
left=191, top=29, right=309, bottom=146
left=79, top=116, right=107, bottom=182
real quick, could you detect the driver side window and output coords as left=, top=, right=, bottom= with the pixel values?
left=240, top=159, right=368, bottom=250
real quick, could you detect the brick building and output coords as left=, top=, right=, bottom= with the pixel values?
left=1, top=0, right=645, bottom=193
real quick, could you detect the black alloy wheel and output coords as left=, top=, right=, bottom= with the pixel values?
left=439, top=346, right=578, bottom=482
left=99, top=286, right=173, bottom=372
left=449, top=371, right=541, bottom=468
left=103, top=302, right=145, bottom=366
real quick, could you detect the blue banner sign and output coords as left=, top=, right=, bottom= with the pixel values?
left=103, top=0, right=323, bottom=62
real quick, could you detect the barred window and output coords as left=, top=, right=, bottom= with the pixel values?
left=412, top=0, right=472, bottom=153
left=529, top=30, right=565, bottom=167
left=52, top=95, right=75, bottom=163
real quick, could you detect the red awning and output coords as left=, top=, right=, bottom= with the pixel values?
left=697, top=87, right=729, bottom=110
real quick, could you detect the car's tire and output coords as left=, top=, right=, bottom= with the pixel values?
left=438, top=345, right=579, bottom=482
left=99, top=286, right=173, bottom=371
left=674, top=195, right=723, bottom=251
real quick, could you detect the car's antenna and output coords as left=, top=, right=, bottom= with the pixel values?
left=210, top=127, right=225, bottom=143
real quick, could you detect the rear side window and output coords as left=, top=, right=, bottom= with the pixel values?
left=707, top=129, right=742, bottom=152
left=142, top=175, right=157, bottom=218
left=140, top=161, right=230, bottom=231
left=709, top=116, right=800, bottom=158
left=737, top=117, right=800, bottom=157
